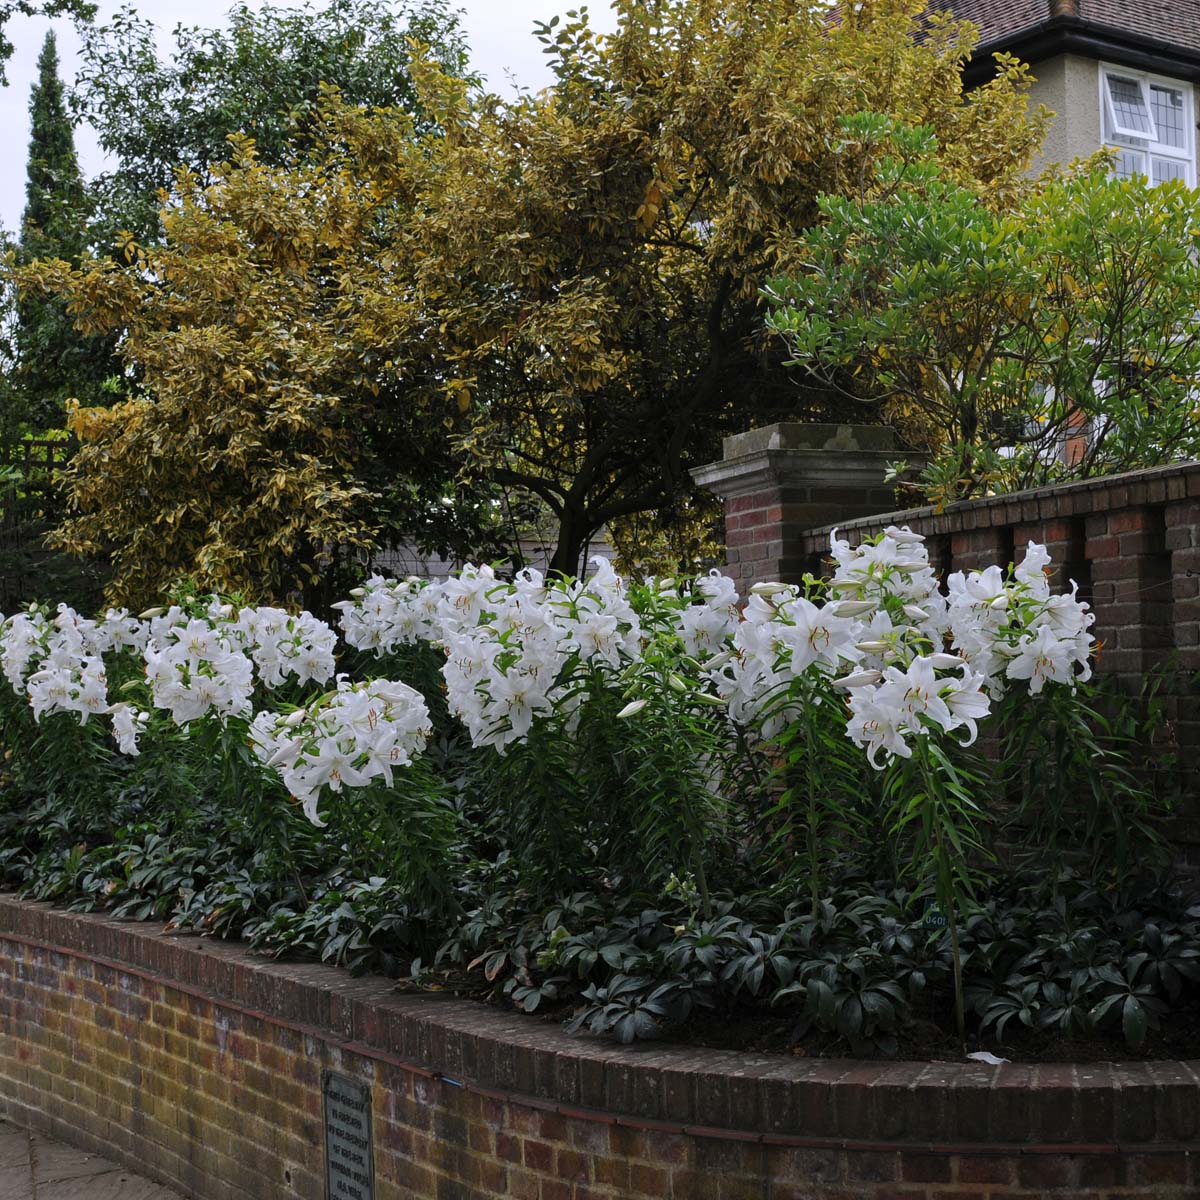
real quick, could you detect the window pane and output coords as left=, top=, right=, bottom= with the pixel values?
left=1150, top=85, right=1186, bottom=149
left=1113, top=148, right=1146, bottom=179
left=1108, top=74, right=1155, bottom=135
left=1151, top=155, right=1187, bottom=184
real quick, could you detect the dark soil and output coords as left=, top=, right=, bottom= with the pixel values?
left=403, top=970, right=1200, bottom=1063
left=671, top=1004, right=1200, bottom=1063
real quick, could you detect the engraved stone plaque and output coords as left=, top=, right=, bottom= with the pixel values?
left=324, top=1072, right=374, bottom=1200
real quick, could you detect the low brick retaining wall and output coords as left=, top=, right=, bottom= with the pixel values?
left=0, top=896, right=1197, bottom=1200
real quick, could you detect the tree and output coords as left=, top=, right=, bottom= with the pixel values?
left=9, top=30, right=113, bottom=428
left=20, top=30, right=83, bottom=256
left=0, top=0, right=93, bottom=86
left=765, top=121, right=1200, bottom=505
left=72, top=0, right=472, bottom=243
left=373, top=0, right=1049, bottom=575
left=16, top=0, right=1051, bottom=597
left=12, top=98, right=508, bottom=608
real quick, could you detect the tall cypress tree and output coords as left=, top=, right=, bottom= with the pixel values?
left=21, top=31, right=85, bottom=258
left=12, top=30, right=110, bottom=429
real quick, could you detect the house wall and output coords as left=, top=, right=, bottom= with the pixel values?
left=1027, top=53, right=1102, bottom=172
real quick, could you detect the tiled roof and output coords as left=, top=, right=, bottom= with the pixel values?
left=947, top=0, right=1200, bottom=57
left=1084, top=1, right=1200, bottom=55
left=946, top=0, right=1057, bottom=45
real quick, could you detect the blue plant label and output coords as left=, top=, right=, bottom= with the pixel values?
left=922, top=898, right=949, bottom=930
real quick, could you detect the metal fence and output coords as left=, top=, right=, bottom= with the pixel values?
left=0, top=438, right=76, bottom=610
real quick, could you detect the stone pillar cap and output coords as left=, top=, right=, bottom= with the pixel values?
left=721, top=423, right=896, bottom=459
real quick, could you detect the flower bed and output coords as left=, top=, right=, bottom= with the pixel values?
left=0, top=530, right=1194, bottom=1059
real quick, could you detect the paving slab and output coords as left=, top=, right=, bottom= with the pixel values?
left=0, top=1132, right=27, bottom=1171
left=0, top=1120, right=182, bottom=1200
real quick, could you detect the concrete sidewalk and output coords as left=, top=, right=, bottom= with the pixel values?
left=0, top=1119, right=182, bottom=1200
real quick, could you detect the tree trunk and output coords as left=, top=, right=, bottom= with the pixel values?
left=548, top=509, right=589, bottom=579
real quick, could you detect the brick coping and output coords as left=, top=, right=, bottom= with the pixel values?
left=801, top=459, right=1200, bottom=539
left=2, top=895, right=1198, bottom=1152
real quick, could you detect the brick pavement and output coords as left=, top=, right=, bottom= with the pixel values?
left=0, top=1119, right=181, bottom=1200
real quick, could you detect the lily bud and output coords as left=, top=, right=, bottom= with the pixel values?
left=832, top=600, right=876, bottom=618
left=667, top=672, right=689, bottom=693
left=617, top=699, right=647, bottom=719
left=690, top=691, right=727, bottom=707
left=855, top=639, right=890, bottom=653
left=283, top=708, right=307, bottom=728
left=138, top=606, right=165, bottom=620
left=267, top=737, right=304, bottom=768
left=927, top=653, right=966, bottom=669
left=750, top=581, right=790, bottom=596
left=901, top=605, right=929, bottom=621
left=989, top=595, right=1009, bottom=611
left=349, top=587, right=367, bottom=598
left=833, top=669, right=882, bottom=690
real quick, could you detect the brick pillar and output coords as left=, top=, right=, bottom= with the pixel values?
left=1013, top=517, right=1091, bottom=601
left=690, top=423, right=903, bottom=594
left=1085, top=506, right=1172, bottom=676
left=950, top=527, right=1013, bottom=575
left=1165, top=498, right=1200, bottom=818
left=1166, top=498, right=1200, bottom=673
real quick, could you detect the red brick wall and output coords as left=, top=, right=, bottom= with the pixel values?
left=791, top=463, right=1200, bottom=842
left=724, top=482, right=897, bottom=598
left=1, top=897, right=1198, bottom=1199
left=796, top=462, right=1200, bottom=677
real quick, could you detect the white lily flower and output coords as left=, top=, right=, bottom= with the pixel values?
left=1005, top=625, right=1078, bottom=695
left=267, top=736, right=305, bottom=768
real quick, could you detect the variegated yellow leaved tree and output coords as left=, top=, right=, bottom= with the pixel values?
left=13, top=0, right=1050, bottom=601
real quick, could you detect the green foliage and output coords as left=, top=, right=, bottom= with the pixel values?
left=21, top=31, right=84, bottom=252
left=10, top=93, right=526, bottom=607
left=998, top=678, right=1171, bottom=884
left=72, top=0, right=472, bottom=244
left=14, top=0, right=1052, bottom=587
left=244, top=874, right=435, bottom=975
left=759, top=634, right=879, bottom=917
left=766, top=115, right=1200, bottom=505
left=10, top=31, right=115, bottom=426
left=0, top=1, right=93, bottom=87
left=392, top=0, right=1048, bottom=572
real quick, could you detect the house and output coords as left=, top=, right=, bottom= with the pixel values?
left=951, top=0, right=1200, bottom=183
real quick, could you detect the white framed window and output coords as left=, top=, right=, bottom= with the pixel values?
left=1100, top=64, right=1195, bottom=187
